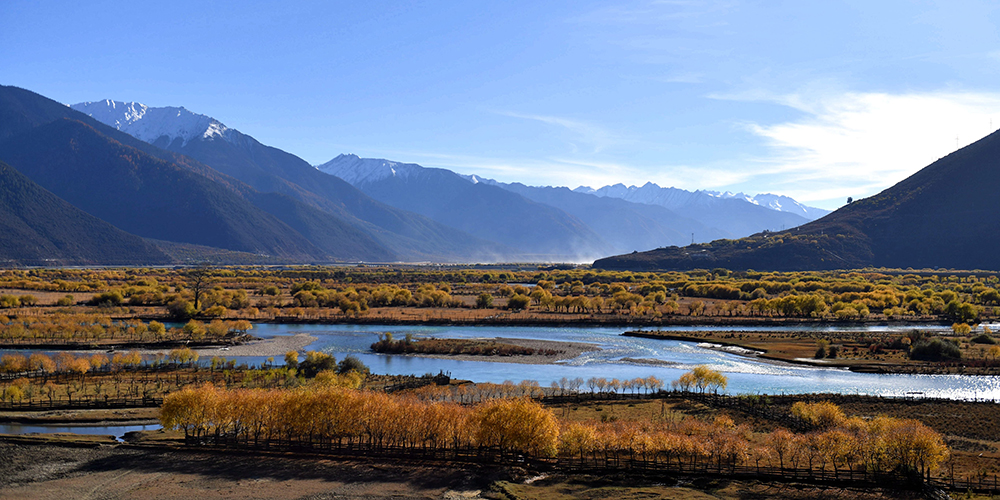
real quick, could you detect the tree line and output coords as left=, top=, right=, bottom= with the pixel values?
left=160, top=382, right=948, bottom=483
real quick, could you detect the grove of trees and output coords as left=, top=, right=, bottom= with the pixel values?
left=160, top=384, right=948, bottom=482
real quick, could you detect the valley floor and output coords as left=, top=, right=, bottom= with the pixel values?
left=0, top=441, right=950, bottom=500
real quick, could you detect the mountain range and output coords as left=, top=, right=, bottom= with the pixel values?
left=576, top=184, right=829, bottom=221
left=594, top=127, right=1000, bottom=271
left=70, top=99, right=495, bottom=262
left=0, top=84, right=834, bottom=266
left=317, top=154, right=823, bottom=257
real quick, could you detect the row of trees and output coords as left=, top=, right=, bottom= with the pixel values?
left=160, top=384, right=948, bottom=481
left=1, top=350, right=143, bottom=375
left=160, top=384, right=559, bottom=458
left=1, top=266, right=996, bottom=323
left=0, top=314, right=250, bottom=344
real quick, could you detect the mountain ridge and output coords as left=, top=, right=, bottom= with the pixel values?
left=73, top=99, right=502, bottom=262
left=0, top=160, right=172, bottom=266
left=594, top=127, right=1000, bottom=271
left=317, top=154, right=616, bottom=259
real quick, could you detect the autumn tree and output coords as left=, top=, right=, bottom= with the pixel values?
left=476, top=293, right=494, bottom=309
left=473, top=397, right=559, bottom=458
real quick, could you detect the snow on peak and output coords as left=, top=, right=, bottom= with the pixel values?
left=71, top=100, right=232, bottom=146
left=702, top=190, right=829, bottom=218
left=315, top=154, right=420, bottom=185
left=584, top=183, right=830, bottom=220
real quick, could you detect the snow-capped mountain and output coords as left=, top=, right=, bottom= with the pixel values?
left=68, top=97, right=822, bottom=259
left=705, top=191, right=830, bottom=220
left=69, top=99, right=504, bottom=262
left=71, top=100, right=234, bottom=147
left=576, top=182, right=710, bottom=210
left=315, top=154, right=422, bottom=186
left=576, top=182, right=828, bottom=221
left=315, top=154, right=618, bottom=259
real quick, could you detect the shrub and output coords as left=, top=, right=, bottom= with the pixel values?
left=166, top=299, right=196, bottom=319
left=337, top=355, right=370, bottom=375
left=971, top=333, right=996, bottom=345
left=298, top=351, right=336, bottom=378
left=952, top=323, right=972, bottom=335
left=909, top=337, right=962, bottom=361
left=814, top=339, right=829, bottom=359
left=476, top=293, right=494, bottom=309
left=507, top=294, right=531, bottom=311
left=88, top=291, right=123, bottom=307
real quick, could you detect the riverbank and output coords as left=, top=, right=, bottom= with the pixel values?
left=0, top=333, right=317, bottom=359
left=0, top=335, right=254, bottom=352
left=623, top=329, right=1000, bottom=375
left=179, top=333, right=318, bottom=358
left=0, top=407, right=159, bottom=425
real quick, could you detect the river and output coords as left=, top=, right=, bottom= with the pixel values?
left=4, top=323, right=998, bottom=400
left=0, top=423, right=161, bottom=441
left=233, top=323, right=1000, bottom=400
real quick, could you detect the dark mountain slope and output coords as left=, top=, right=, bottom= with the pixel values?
left=130, top=126, right=500, bottom=261
left=0, top=119, right=325, bottom=261
left=0, top=86, right=398, bottom=262
left=0, top=161, right=171, bottom=266
left=113, top=129, right=399, bottom=262
left=245, top=191, right=397, bottom=262
left=0, top=87, right=84, bottom=142
left=595, top=129, right=1000, bottom=271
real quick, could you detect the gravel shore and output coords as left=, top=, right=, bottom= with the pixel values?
left=113, top=333, right=320, bottom=359
left=187, top=333, right=319, bottom=358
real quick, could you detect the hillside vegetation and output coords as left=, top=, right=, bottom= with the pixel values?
left=596, top=128, right=1000, bottom=271
left=0, top=161, right=169, bottom=266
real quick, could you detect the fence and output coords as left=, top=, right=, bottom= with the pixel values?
left=186, top=432, right=977, bottom=494
left=0, top=395, right=163, bottom=411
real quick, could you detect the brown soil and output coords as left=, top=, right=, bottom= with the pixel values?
left=496, top=474, right=934, bottom=500
left=0, top=441, right=512, bottom=500
left=0, top=438, right=949, bottom=500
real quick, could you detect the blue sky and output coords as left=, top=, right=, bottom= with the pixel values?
left=4, top=0, right=1000, bottom=209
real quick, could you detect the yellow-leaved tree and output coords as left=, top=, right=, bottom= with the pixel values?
left=474, top=397, right=559, bottom=457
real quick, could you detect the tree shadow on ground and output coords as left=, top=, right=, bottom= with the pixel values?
left=74, top=447, right=511, bottom=491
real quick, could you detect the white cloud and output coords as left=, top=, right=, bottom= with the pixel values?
left=330, top=91, right=1000, bottom=210
left=728, top=90, right=1000, bottom=205
left=492, top=110, right=625, bottom=154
